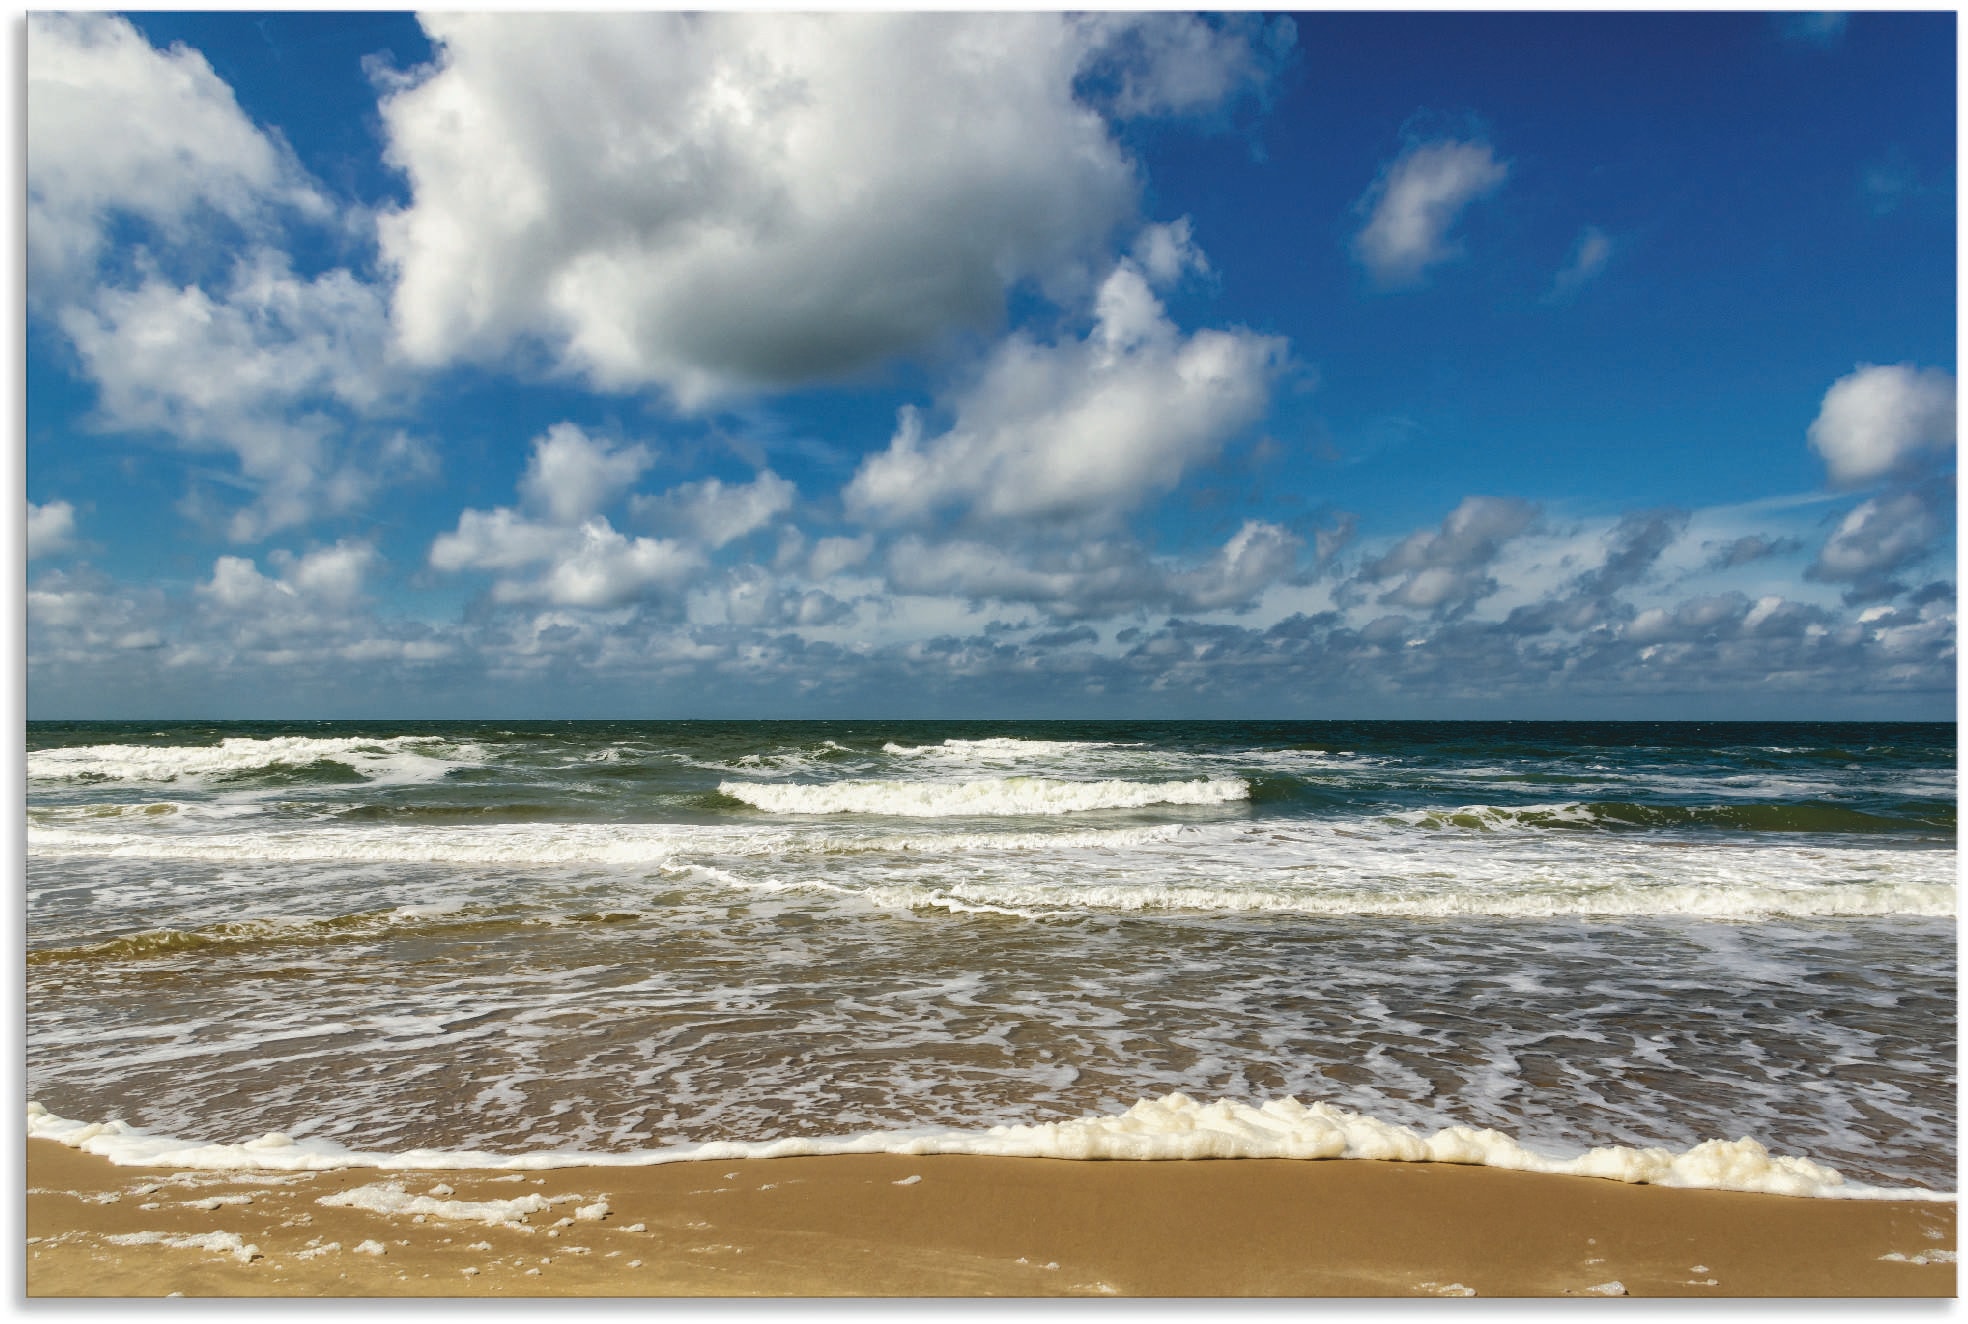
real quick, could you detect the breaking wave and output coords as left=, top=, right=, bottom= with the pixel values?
left=24, top=1093, right=1951, bottom=1201
left=717, top=775, right=1251, bottom=817
left=26, top=736, right=482, bottom=788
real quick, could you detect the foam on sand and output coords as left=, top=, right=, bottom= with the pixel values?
left=25, top=1095, right=1952, bottom=1202
left=103, top=1230, right=260, bottom=1263
left=718, top=775, right=1250, bottom=817
left=318, top=1180, right=579, bottom=1226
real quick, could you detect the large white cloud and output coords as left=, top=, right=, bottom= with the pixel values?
left=375, top=12, right=1285, bottom=403
left=30, top=16, right=415, bottom=542
left=1352, top=140, right=1508, bottom=288
left=27, top=12, right=327, bottom=293
left=58, top=249, right=404, bottom=540
left=845, top=256, right=1284, bottom=526
left=1807, top=363, right=1955, bottom=488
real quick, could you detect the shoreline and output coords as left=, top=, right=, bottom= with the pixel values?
left=25, top=1138, right=1956, bottom=1298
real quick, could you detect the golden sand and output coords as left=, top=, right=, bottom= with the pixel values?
left=25, top=1137, right=1955, bottom=1298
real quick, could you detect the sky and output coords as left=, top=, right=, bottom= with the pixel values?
left=21, top=9, right=1958, bottom=719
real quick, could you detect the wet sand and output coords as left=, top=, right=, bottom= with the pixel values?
left=24, top=1138, right=1955, bottom=1298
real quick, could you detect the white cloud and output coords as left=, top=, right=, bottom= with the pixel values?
left=58, top=249, right=400, bottom=540
left=429, top=508, right=581, bottom=575
left=633, top=471, right=796, bottom=549
left=806, top=534, right=875, bottom=581
left=30, top=16, right=420, bottom=542
left=518, top=424, right=653, bottom=525
left=27, top=500, right=76, bottom=559
left=1549, top=226, right=1612, bottom=301
left=1809, top=490, right=1941, bottom=589
left=431, top=508, right=703, bottom=610
left=1352, top=140, right=1508, bottom=288
left=1075, top=12, right=1292, bottom=119
left=711, top=565, right=856, bottom=629
left=489, top=521, right=704, bottom=609
left=1131, top=218, right=1209, bottom=287
left=375, top=13, right=1281, bottom=403
left=846, top=259, right=1284, bottom=526
left=275, top=541, right=380, bottom=607
left=1807, top=363, right=1955, bottom=488
left=26, top=12, right=328, bottom=293
left=1168, top=520, right=1302, bottom=612
left=199, top=540, right=379, bottom=613
left=1356, top=495, right=1537, bottom=616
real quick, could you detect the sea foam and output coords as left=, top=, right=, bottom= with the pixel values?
left=27, top=736, right=479, bottom=787
left=23, top=1095, right=1951, bottom=1202
left=718, top=775, right=1250, bottom=817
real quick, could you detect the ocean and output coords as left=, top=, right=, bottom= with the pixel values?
left=24, top=720, right=1957, bottom=1197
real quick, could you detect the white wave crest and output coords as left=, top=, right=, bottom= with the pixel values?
left=24, top=1095, right=1949, bottom=1201
left=27, top=737, right=480, bottom=787
left=719, top=776, right=1250, bottom=817
left=881, top=737, right=1133, bottom=761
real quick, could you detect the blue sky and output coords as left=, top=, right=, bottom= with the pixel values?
left=23, top=10, right=1957, bottom=719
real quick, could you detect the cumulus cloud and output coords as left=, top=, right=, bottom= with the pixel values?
left=488, top=522, right=704, bottom=610
left=846, top=257, right=1284, bottom=526
left=1352, top=139, right=1508, bottom=288
left=1075, top=12, right=1293, bottom=119
left=27, top=500, right=76, bottom=559
left=1355, top=495, right=1536, bottom=616
left=1807, top=363, right=1955, bottom=488
left=518, top=424, right=653, bottom=525
left=431, top=510, right=704, bottom=610
left=711, top=565, right=856, bottom=629
left=633, top=471, right=796, bottom=549
left=199, top=540, right=380, bottom=613
left=375, top=13, right=1286, bottom=404
left=29, top=16, right=425, bottom=542
left=430, top=423, right=770, bottom=609
left=1548, top=226, right=1612, bottom=301
left=1167, top=520, right=1304, bottom=612
left=57, top=248, right=404, bottom=541
left=28, top=567, right=171, bottom=669
left=1807, top=489, right=1947, bottom=604
left=26, top=12, right=328, bottom=293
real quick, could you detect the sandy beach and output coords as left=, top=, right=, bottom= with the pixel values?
left=25, top=1139, right=1955, bottom=1298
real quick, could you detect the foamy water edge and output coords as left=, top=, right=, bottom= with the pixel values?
left=26, top=1095, right=1952, bottom=1202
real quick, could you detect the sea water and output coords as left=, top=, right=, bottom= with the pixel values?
left=24, top=720, right=1956, bottom=1196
